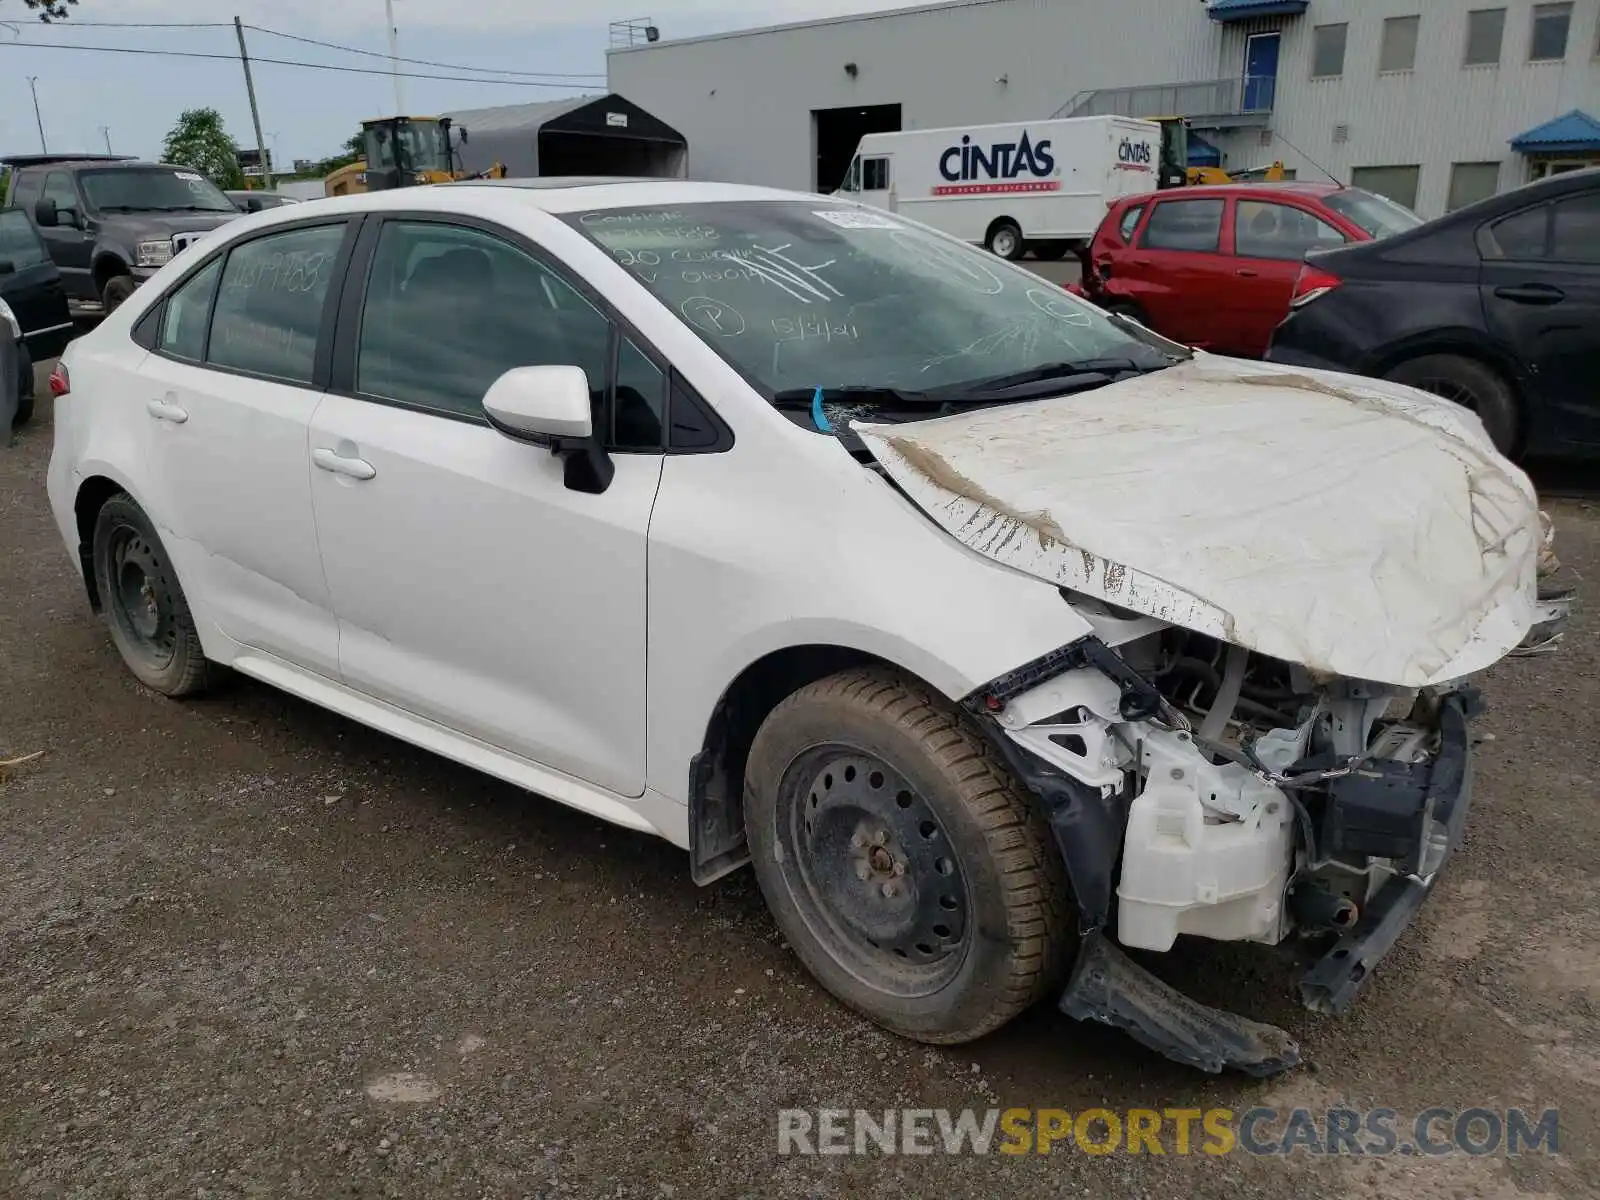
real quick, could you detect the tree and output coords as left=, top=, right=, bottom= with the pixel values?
left=17, top=0, right=79, bottom=20
left=296, top=133, right=366, bottom=180
left=162, top=108, right=245, bottom=189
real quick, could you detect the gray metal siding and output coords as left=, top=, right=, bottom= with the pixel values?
left=608, top=0, right=1224, bottom=191
left=610, top=0, right=1600, bottom=213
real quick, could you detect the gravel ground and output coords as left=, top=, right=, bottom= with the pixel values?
left=2, top=373, right=1596, bottom=1199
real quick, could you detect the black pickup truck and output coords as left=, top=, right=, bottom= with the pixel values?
left=3, top=155, right=241, bottom=315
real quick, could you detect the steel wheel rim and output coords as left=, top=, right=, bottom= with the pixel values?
left=107, top=526, right=177, bottom=669
left=992, top=229, right=1018, bottom=257
left=775, top=744, right=972, bottom=997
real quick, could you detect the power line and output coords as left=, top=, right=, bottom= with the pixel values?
left=0, top=39, right=599, bottom=88
left=10, top=20, right=235, bottom=28
left=245, top=24, right=606, bottom=81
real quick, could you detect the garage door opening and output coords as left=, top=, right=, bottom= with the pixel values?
left=813, top=104, right=902, bottom=193
left=538, top=130, right=681, bottom=177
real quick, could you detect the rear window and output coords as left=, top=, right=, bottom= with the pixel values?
left=1322, top=188, right=1423, bottom=240
left=1140, top=199, right=1224, bottom=252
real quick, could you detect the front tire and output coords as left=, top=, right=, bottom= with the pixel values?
left=101, top=274, right=137, bottom=314
left=91, top=494, right=214, bottom=697
left=1384, top=354, right=1520, bottom=455
left=985, top=221, right=1024, bottom=261
left=745, top=667, right=1072, bottom=1044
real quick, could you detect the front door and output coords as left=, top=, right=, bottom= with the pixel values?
left=136, top=220, right=351, bottom=675
left=0, top=209, right=73, bottom=358
left=1480, top=187, right=1600, bottom=448
left=1225, top=197, right=1351, bottom=356
left=1243, top=33, right=1281, bottom=112
left=307, top=217, right=662, bottom=797
left=37, top=171, right=95, bottom=301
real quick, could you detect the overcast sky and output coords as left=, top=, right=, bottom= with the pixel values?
left=1, top=0, right=909, bottom=168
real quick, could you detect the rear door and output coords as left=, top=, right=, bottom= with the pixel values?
left=0, top=209, right=73, bottom=358
left=135, top=218, right=353, bottom=675
left=1479, top=187, right=1600, bottom=448
left=1225, top=197, right=1351, bottom=357
left=1128, top=195, right=1232, bottom=345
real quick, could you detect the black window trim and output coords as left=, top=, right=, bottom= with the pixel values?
left=326, top=209, right=731, bottom=455
left=137, top=213, right=365, bottom=392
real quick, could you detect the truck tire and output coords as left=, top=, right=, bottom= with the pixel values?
left=744, top=666, right=1072, bottom=1044
left=985, top=220, right=1024, bottom=261
left=101, top=274, right=137, bottom=314
left=1384, top=354, right=1520, bottom=456
left=1032, top=241, right=1071, bottom=261
left=91, top=494, right=214, bottom=697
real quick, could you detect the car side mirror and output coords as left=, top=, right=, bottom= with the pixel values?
left=483, top=365, right=614, bottom=495
left=245, top=196, right=264, bottom=213
left=33, top=197, right=58, bottom=227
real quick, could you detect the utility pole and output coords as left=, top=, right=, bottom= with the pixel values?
left=385, top=0, right=405, bottom=115
left=98, top=126, right=113, bottom=154
left=233, top=17, right=274, bottom=189
left=27, top=77, right=47, bottom=153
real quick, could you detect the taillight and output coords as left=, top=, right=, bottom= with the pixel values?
left=48, top=362, right=70, bottom=397
left=1289, top=265, right=1342, bottom=309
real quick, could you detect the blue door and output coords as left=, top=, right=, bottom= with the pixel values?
left=1243, top=33, right=1280, bottom=112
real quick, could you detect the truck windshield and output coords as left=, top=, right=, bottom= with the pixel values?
left=561, top=201, right=1175, bottom=398
left=1323, top=188, right=1424, bottom=240
left=366, top=121, right=449, bottom=174
left=80, top=168, right=236, bottom=213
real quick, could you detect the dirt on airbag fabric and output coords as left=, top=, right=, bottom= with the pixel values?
left=855, top=355, right=1543, bottom=688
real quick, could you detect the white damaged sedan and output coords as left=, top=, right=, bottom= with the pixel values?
left=46, top=180, right=1573, bottom=1073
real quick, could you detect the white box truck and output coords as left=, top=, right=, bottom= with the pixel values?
left=835, top=116, right=1169, bottom=260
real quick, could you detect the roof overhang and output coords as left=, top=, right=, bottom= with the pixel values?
left=1208, top=0, right=1308, bottom=22
left=1509, top=109, right=1600, bottom=155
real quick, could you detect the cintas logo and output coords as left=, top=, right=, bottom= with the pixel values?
left=939, top=131, right=1057, bottom=182
left=1117, top=138, right=1154, bottom=170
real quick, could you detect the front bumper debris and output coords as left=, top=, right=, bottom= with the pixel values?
left=1061, top=932, right=1300, bottom=1077
left=1299, top=690, right=1476, bottom=1013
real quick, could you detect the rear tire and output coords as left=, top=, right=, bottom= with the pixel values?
left=1384, top=354, right=1520, bottom=455
left=744, top=667, right=1073, bottom=1044
left=92, top=494, right=214, bottom=697
left=13, top=342, right=34, bottom=426
left=985, top=221, right=1024, bottom=261
left=101, top=274, right=137, bottom=314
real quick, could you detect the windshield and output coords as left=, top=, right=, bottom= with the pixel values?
left=366, top=121, right=449, bottom=173
left=560, top=201, right=1173, bottom=399
left=1323, top=187, right=1424, bottom=240
left=80, top=168, right=236, bottom=213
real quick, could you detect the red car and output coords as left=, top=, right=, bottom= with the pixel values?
left=1073, top=182, right=1422, bottom=358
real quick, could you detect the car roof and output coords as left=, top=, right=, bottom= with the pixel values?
left=1127, top=181, right=1350, bottom=203
left=230, top=178, right=818, bottom=226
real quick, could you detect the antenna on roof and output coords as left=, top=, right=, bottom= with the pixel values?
left=609, top=17, right=660, bottom=49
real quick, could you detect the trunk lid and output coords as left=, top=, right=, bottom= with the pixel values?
left=856, top=356, right=1541, bottom=687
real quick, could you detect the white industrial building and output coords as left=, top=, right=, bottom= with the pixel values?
left=607, top=0, right=1600, bottom=216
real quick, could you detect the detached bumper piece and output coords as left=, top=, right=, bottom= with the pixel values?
left=1298, top=690, right=1476, bottom=1014
left=1060, top=932, right=1301, bottom=1077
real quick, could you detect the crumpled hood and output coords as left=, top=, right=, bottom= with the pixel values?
left=856, top=355, right=1541, bottom=687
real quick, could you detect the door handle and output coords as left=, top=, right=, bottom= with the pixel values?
left=145, top=397, right=188, bottom=423
left=313, top=447, right=377, bottom=481
left=1236, top=268, right=1259, bottom=278
left=1493, top=283, right=1564, bottom=305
